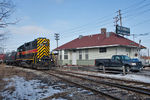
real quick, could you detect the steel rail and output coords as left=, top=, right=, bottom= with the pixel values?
left=53, top=70, right=150, bottom=96
left=43, top=71, right=121, bottom=100
left=56, top=69, right=150, bottom=86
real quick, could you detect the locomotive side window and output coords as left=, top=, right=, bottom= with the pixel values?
left=25, top=43, right=30, bottom=46
left=19, top=45, right=25, bottom=51
left=25, top=43, right=30, bottom=50
left=22, top=46, right=25, bottom=51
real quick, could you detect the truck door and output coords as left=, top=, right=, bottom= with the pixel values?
left=111, top=56, right=122, bottom=67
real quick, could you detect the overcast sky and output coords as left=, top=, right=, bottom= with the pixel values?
left=2, top=0, right=150, bottom=55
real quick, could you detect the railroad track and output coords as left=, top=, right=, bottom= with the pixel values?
left=58, top=69, right=150, bottom=86
left=8, top=65, right=150, bottom=99
left=44, top=71, right=120, bottom=100
left=55, top=70, right=150, bottom=94
left=43, top=70, right=150, bottom=100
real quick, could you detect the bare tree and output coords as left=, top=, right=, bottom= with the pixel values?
left=0, top=0, right=15, bottom=28
left=0, top=0, right=16, bottom=53
left=0, top=32, right=8, bottom=53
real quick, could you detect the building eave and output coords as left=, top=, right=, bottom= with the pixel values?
left=54, top=44, right=145, bottom=51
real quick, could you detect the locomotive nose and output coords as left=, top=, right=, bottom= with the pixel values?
left=37, top=38, right=50, bottom=59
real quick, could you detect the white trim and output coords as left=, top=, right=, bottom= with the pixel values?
left=55, top=44, right=141, bottom=50
left=76, top=45, right=119, bottom=49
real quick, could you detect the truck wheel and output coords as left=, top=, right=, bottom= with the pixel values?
left=98, top=64, right=104, bottom=70
left=126, top=66, right=130, bottom=73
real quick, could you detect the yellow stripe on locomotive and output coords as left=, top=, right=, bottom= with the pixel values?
left=37, top=38, right=50, bottom=59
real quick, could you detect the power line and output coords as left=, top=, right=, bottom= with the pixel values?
left=130, top=32, right=150, bottom=41
left=122, top=8, right=150, bottom=30
left=121, top=0, right=150, bottom=20
left=123, top=8, right=150, bottom=20
left=121, top=0, right=146, bottom=11
left=59, top=0, right=149, bottom=41
left=61, top=15, right=113, bottom=34
left=62, top=19, right=113, bottom=37
left=122, top=0, right=147, bottom=15
left=64, top=0, right=146, bottom=33
left=131, top=18, right=150, bottom=27
left=62, top=20, right=114, bottom=38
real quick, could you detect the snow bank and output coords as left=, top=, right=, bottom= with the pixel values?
left=78, top=71, right=150, bottom=83
left=97, top=73, right=150, bottom=83
left=1, top=76, right=62, bottom=100
left=52, top=98, right=67, bottom=100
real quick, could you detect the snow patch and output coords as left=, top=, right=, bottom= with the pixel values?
left=1, top=76, right=62, bottom=100
left=52, top=98, right=67, bottom=100
left=77, top=71, right=150, bottom=83
left=97, top=73, right=150, bottom=83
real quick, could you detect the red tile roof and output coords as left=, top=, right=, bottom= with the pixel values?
left=55, top=32, right=146, bottom=50
left=141, top=56, right=150, bottom=60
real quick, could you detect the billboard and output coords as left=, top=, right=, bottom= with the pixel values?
left=116, top=25, right=130, bottom=36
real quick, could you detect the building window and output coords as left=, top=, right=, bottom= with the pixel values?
left=79, top=50, right=82, bottom=60
left=60, top=51, right=62, bottom=60
left=99, top=48, right=107, bottom=53
left=64, top=50, right=68, bottom=59
left=126, top=48, right=131, bottom=52
left=85, top=49, right=88, bottom=60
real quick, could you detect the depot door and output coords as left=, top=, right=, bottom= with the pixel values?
left=72, top=52, right=76, bottom=65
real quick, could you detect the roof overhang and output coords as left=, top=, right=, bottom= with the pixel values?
left=54, top=44, right=145, bottom=51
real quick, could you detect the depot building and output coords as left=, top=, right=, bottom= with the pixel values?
left=54, top=28, right=146, bottom=66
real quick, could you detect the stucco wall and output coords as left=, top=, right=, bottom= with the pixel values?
left=57, top=46, right=138, bottom=66
left=62, top=60, right=72, bottom=65
left=88, top=47, right=116, bottom=59
left=77, top=60, right=95, bottom=66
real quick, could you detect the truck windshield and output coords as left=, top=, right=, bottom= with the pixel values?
left=122, top=56, right=131, bottom=61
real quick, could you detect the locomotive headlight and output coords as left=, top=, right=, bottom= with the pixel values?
left=131, top=63, right=136, bottom=65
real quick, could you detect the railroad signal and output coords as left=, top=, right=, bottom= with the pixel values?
left=54, top=33, right=60, bottom=48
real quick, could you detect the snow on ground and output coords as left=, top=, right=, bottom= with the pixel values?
left=75, top=71, right=150, bottom=83
left=1, top=76, right=62, bottom=100
left=52, top=98, right=67, bottom=100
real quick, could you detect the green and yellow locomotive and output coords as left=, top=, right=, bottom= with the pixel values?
left=16, top=37, right=53, bottom=69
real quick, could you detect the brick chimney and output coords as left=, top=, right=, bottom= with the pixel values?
left=101, top=28, right=106, bottom=34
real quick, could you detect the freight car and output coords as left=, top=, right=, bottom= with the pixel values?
left=5, top=37, right=54, bottom=69
left=5, top=51, right=16, bottom=65
left=0, top=54, right=5, bottom=64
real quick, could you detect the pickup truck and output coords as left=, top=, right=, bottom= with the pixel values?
left=95, top=55, right=143, bottom=72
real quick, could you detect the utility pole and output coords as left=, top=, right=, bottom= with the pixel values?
left=118, top=10, right=122, bottom=27
left=114, top=9, right=123, bottom=35
left=131, top=33, right=149, bottom=41
left=138, top=40, right=141, bottom=60
left=148, top=48, right=149, bottom=57
left=114, top=9, right=122, bottom=27
left=113, top=16, right=119, bottom=26
left=54, top=33, right=60, bottom=48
